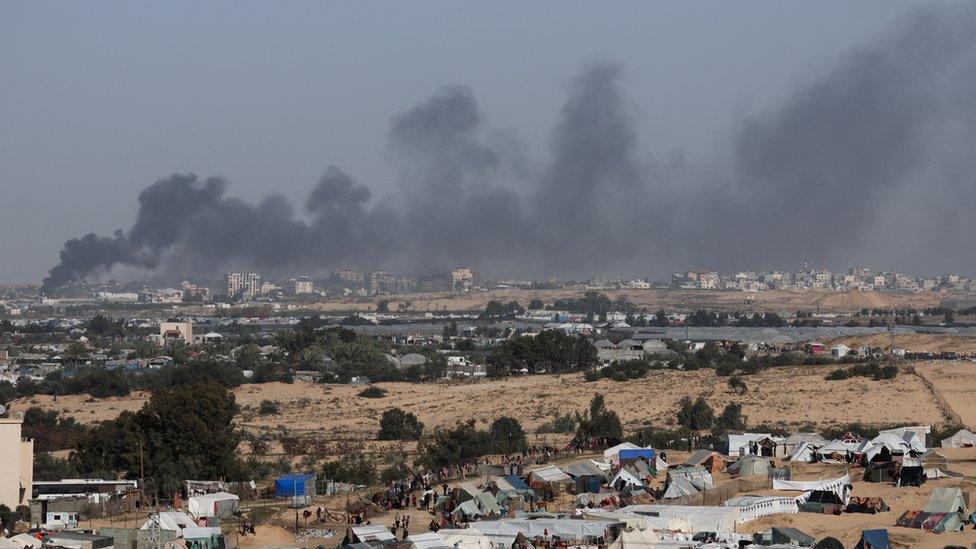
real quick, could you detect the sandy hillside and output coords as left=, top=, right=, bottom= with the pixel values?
left=14, top=365, right=947, bottom=439
left=915, top=361, right=976, bottom=430
left=288, top=288, right=948, bottom=315
left=827, top=333, right=976, bottom=355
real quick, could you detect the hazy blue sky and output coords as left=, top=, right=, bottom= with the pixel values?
left=0, top=1, right=934, bottom=283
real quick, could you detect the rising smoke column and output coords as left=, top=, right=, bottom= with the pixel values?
left=41, top=4, right=976, bottom=289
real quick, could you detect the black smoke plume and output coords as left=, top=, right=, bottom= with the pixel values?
left=43, top=5, right=976, bottom=291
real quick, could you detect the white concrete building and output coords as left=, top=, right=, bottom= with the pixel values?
left=0, top=417, right=33, bottom=511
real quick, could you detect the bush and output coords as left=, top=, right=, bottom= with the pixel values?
left=321, top=452, right=375, bottom=485
left=537, top=412, right=577, bottom=434
left=713, top=403, right=747, bottom=434
left=727, top=376, right=748, bottom=395
left=357, top=386, right=387, bottom=398
left=258, top=400, right=280, bottom=415
left=377, top=408, right=424, bottom=441
left=585, top=359, right=662, bottom=382
left=419, top=420, right=491, bottom=468
left=826, top=363, right=898, bottom=381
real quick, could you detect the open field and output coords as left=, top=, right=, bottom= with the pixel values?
left=915, top=360, right=976, bottom=430
left=14, top=364, right=948, bottom=440
left=290, top=288, right=950, bottom=314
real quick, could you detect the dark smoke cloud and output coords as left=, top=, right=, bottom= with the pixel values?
left=43, top=5, right=976, bottom=291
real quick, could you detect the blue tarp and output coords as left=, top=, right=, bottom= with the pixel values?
left=502, top=475, right=530, bottom=491
left=619, top=449, right=655, bottom=461
left=275, top=473, right=316, bottom=497
left=855, top=529, right=890, bottom=549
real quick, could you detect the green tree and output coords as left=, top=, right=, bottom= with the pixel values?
left=676, top=396, right=714, bottom=431
left=713, top=402, right=747, bottom=434
left=377, top=407, right=424, bottom=441
left=528, top=299, right=544, bottom=310
left=489, top=416, right=527, bottom=453
left=574, top=394, right=623, bottom=444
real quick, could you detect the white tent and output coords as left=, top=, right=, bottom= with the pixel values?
left=924, top=487, right=969, bottom=515
left=941, top=429, right=976, bottom=448
left=610, top=468, right=645, bottom=490
left=0, top=538, right=22, bottom=549
left=604, top=442, right=641, bottom=465
left=187, top=491, right=239, bottom=518
left=607, top=526, right=660, bottom=548
left=438, top=529, right=498, bottom=549
left=618, top=505, right=740, bottom=534
left=8, top=535, right=41, bottom=549
left=352, top=525, right=396, bottom=543
left=788, top=442, right=815, bottom=463
left=408, top=532, right=451, bottom=549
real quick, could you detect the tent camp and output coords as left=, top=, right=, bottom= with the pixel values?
left=407, top=532, right=451, bottom=549
left=924, top=487, right=969, bottom=515
left=941, top=429, right=976, bottom=448
left=470, top=518, right=621, bottom=546
left=814, top=440, right=856, bottom=462
left=563, top=460, right=610, bottom=481
left=662, top=467, right=713, bottom=499
left=788, top=442, right=816, bottom=463
left=610, top=468, right=645, bottom=491
left=525, top=465, right=572, bottom=492
left=187, top=491, right=239, bottom=519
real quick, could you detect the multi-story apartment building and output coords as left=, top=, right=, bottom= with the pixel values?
left=226, top=272, right=261, bottom=299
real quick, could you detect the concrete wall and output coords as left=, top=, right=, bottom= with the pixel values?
left=0, top=418, right=28, bottom=510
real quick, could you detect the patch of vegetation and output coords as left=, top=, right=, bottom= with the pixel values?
left=826, top=362, right=897, bottom=381
left=258, top=400, right=280, bottom=415
left=357, top=386, right=387, bottom=398
left=377, top=407, right=424, bottom=441
left=574, top=394, right=623, bottom=444
left=584, top=358, right=663, bottom=382
left=537, top=412, right=577, bottom=434
left=676, top=396, right=714, bottom=431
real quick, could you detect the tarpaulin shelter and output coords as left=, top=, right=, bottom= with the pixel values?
left=604, top=443, right=642, bottom=465
left=525, top=466, right=572, bottom=492
left=729, top=455, right=771, bottom=478
left=610, top=468, right=645, bottom=491
left=470, top=518, right=621, bottom=546
left=897, top=465, right=924, bottom=487
left=752, top=526, right=814, bottom=547
left=407, top=532, right=451, bottom=549
left=862, top=462, right=897, bottom=483
left=351, top=525, right=396, bottom=543
left=773, top=473, right=850, bottom=505
left=187, top=492, right=239, bottom=519
left=563, top=460, right=609, bottom=481
left=723, top=496, right=798, bottom=522
left=493, top=475, right=530, bottom=492
left=854, top=529, right=889, bottom=549
left=941, top=429, right=976, bottom=448
left=798, top=490, right=845, bottom=514
left=275, top=473, right=316, bottom=498
left=813, top=537, right=844, bottom=549
left=681, top=450, right=726, bottom=473
left=618, top=448, right=655, bottom=464
left=437, top=528, right=496, bottom=549
left=895, top=510, right=963, bottom=533
left=845, top=496, right=888, bottom=514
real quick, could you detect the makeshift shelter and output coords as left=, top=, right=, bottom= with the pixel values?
left=407, top=532, right=451, bottom=549
left=862, top=462, right=898, bottom=483
left=610, top=468, right=645, bottom=491
left=784, top=433, right=827, bottom=453
left=618, top=504, right=740, bottom=535
left=275, top=473, right=317, bottom=505
left=788, top=442, right=816, bottom=463
left=604, top=442, right=642, bottom=465
left=895, top=510, right=964, bottom=533
left=350, top=525, right=396, bottom=543
left=470, top=518, right=621, bottom=546
left=898, top=465, right=925, bottom=487
left=752, top=527, right=814, bottom=547
left=798, top=490, right=845, bottom=514
left=681, top=450, right=726, bottom=473
left=723, top=496, right=798, bottom=522
left=187, top=491, right=239, bottom=519
left=813, top=537, right=845, bottom=549
left=493, top=475, right=530, bottom=492
left=941, top=429, right=976, bottom=448
left=729, top=455, right=771, bottom=478
left=924, top=487, right=969, bottom=515
left=438, top=528, right=496, bottom=549
left=662, top=467, right=713, bottom=499
left=563, top=460, right=610, bottom=483
left=845, top=496, right=889, bottom=514
left=525, top=465, right=572, bottom=493
left=618, top=448, right=655, bottom=465
left=814, top=440, right=855, bottom=462
left=8, top=535, right=41, bottom=549
left=773, top=473, right=851, bottom=505
left=854, top=529, right=889, bottom=549
left=606, top=526, right=660, bottom=548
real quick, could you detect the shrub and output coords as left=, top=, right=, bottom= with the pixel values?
left=713, top=403, right=747, bottom=434
left=826, top=363, right=897, bottom=381
left=537, top=412, right=576, bottom=434
left=574, top=394, right=623, bottom=444
left=377, top=408, right=424, bottom=440
left=322, top=452, right=375, bottom=485
left=357, top=386, right=387, bottom=398
left=488, top=417, right=527, bottom=453
left=728, top=376, right=748, bottom=395
left=258, top=400, right=280, bottom=415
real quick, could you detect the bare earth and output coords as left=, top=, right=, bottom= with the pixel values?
left=291, top=288, right=948, bottom=314
left=14, top=365, right=947, bottom=439
left=915, top=360, right=976, bottom=430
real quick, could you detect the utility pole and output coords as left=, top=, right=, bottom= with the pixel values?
left=138, top=441, right=145, bottom=506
